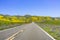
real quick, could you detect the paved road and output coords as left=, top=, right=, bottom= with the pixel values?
left=0, top=22, right=55, bottom=40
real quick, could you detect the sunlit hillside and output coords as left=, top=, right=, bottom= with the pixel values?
left=0, top=14, right=60, bottom=29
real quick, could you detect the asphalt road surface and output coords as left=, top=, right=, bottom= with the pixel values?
left=0, top=22, right=55, bottom=40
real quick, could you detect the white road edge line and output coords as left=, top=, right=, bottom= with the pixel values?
left=34, top=23, right=56, bottom=40
left=5, top=30, right=24, bottom=40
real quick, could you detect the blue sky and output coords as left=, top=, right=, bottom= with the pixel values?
left=0, top=0, right=60, bottom=17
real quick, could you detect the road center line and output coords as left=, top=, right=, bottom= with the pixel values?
left=5, top=29, right=24, bottom=40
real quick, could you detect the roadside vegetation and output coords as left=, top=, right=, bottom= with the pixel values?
left=36, top=22, right=60, bottom=40
left=0, top=14, right=31, bottom=30
left=0, top=14, right=60, bottom=40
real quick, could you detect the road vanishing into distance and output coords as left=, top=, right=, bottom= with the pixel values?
left=0, top=22, right=55, bottom=40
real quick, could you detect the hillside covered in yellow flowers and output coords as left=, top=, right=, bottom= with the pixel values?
left=0, top=14, right=60, bottom=30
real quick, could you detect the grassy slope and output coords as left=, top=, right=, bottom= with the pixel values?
left=36, top=22, right=60, bottom=40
